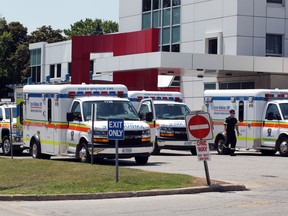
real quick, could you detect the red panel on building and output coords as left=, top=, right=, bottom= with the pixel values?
left=71, top=28, right=160, bottom=90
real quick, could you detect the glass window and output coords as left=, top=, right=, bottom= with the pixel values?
left=267, top=0, right=283, bottom=3
left=142, top=12, right=151, bottom=29
left=162, top=27, right=170, bottom=44
left=241, top=82, right=254, bottom=89
left=30, top=49, right=41, bottom=66
left=50, top=65, right=55, bottom=78
left=153, top=0, right=160, bottom=9
left=171, top=44, right=180, bottom=52
left=153, top=11, right=161, bottom=27
left=266, top=34, right=282, bottom=56
left=163, top=0, right=171, bottom=8
left=172, top=26, right=180, bottom=43
left=208, top=38, right=218, bottom=54
left=162, top=45, right=170, bottom=52
left=163, top=8, right=171, bottom=26
left=172, top=7, right=180, bottom=25
left=143, top=0, right=152, bottom=11
left=172, top=0, right=181, bottom=6
left=204, top=83, right=216, bottom=90
left=57, top=64, right=61, bottom=78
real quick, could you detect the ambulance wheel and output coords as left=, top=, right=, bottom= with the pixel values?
left=78, top=141, right=91, bottom=163
left=216, top=137, right=229, bottom=155
left=135, top=156, right=149, bottom=165
left=2, top=135, right=11, bottom=156
left=151, top=138, right=160, bottom=155
left=278, top=137, right=288, bottom=157
left=31, top=140, right=41, bottom=159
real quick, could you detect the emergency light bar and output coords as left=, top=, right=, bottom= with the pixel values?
left=67, top=91, right=126, bottom=98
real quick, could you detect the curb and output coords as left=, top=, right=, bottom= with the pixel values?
left=0, top=184, right=247, bottom=201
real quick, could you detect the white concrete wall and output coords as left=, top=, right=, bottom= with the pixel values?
left=120, top=0, right=288, bottom=57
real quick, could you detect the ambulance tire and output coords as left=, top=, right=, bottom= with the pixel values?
left=278, top=137, right=288, bottom=157
left=216, top=137, right=230, bottom=155
left=151, top=138, right=160, bottom=155
left=135, top=156, right=149, bottom=165
left=31, top=140, right=41, bottom=159
left=77, top=141, right=91, bottom=163
left=2, top=136, right=11, bottom=156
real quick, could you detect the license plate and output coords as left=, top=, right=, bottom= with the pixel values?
left=122, top=148, right=132, bottom=153
left=184, top=141, right=192, bottom=145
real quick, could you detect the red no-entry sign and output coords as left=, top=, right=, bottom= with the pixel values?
left=185, top=111, right=213, bottom=141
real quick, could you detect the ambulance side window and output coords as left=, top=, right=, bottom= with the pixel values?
left=238, top=100, right=244, bottom=122
left=139, top=101, right=152, bottom=120
left=0, top=108, right=3, bottom=120
left=71, top=102, right=82, bottom=121
left=48, top=98, right=52, bottom=123
left=265, top=104, right=280, bottom=120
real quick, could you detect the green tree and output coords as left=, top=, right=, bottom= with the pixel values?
left=0, top=18, right=29, bottom=97
left=64, top=18, right=118, bottom=39
left=28, top=25, right=67, bottom=44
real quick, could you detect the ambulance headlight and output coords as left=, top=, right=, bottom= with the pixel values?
left=160, top=127, right=174, bottom=137
left=142, top=129, right=150, bottom=138
left=94, top=130, right=108, bottom=137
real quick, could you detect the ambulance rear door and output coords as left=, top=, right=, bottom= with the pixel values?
left=236, top=98, right=250, bottom=149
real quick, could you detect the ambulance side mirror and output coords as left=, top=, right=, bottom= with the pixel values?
left=145, top=112, right=153, bottom=122
left=0, top=116, right=3, bottom=121
left=67, top=112, right=82, bottom=122
left=66, top=112, right=74, bottom=122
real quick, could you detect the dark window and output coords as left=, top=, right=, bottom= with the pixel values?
left=172, top=44, right=180, bottom=52
left=238, top=100, right=244, bottom=122
left=267, top=0, right=282, bottom=3
left=57, top=64, right=61, bottom=77
left=68, top=63, right=72, bottom=76
left=162, top=45, right=170, bottom=52
left=143, top=0, right=152, bottom=11
left=266, top=34, right=282, bottom=56
left=90, top=60, right=94, bottom=73
left=163, top=0, right=171, bottom=8
left=208, top=38, right=218, bottom=54
left=50, top=65, right=55, bottom=78
left=204, top=83, right=216, bottom=90
left=48, top=98, right=52, bottom=123
left=153, top=0, right=160, bottom=9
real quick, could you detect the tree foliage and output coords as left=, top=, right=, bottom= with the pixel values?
left=0, top=16, right=119, bottom=98
left=64, top=18, right=118, bottom=39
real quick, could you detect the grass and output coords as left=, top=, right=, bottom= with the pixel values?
left=0, top=158, right=206, bottom=195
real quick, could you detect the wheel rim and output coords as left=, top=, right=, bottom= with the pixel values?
left=217, top=139, right=225, bottom=153
left=3, top=139, right=10, bottom=154
left=79, top=146, right=87, bottom=162
left=279, top=140, right=288, bottom=155
left=32, top=143, right=38, bottom=158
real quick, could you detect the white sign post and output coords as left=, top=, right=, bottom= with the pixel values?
left=185, top=110, right=213, bottom=186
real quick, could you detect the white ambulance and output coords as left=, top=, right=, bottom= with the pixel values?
left=22, top=84, right=153, bottom=164
left=128, top=91, right=195, bottom=155
left=0, top=99, right=25, bottom=155
left=204, top=89, right=288, bottom=156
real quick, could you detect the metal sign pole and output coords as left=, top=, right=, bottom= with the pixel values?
left=91, top=104, right=96, bottom=165
left=115, top=140, right=119, bottom=182
left=9, top=108, right=13, bottom=159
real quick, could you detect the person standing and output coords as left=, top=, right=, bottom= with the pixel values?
left=224, top=109, right=239, bottom=156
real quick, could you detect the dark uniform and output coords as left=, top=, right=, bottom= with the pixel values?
left=224, top=109, right=239, bottom=156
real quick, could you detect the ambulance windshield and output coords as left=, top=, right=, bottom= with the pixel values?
left=279, top=103, right=288, bottom=120
left=83, top=101, right=140, bottom=121
left=154, top=104, right=191, bottom=120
